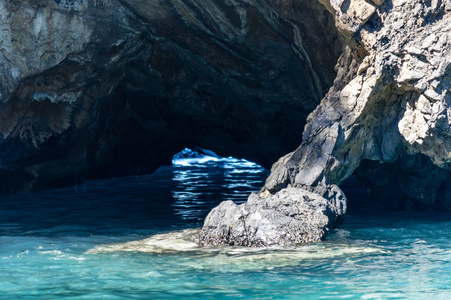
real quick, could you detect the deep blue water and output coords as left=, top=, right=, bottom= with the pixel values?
left=1, top=151, right=451, bottom=299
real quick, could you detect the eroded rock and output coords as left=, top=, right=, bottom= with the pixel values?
left=0, top=0, right=341, bottom=191
left=201, top=0, right=451, bottom=246
left=261, top=0, right=450, bottom=201
left=199, top=187, right=346, bottom=247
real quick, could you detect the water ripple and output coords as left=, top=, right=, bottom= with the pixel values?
left=2, top=152, right=451, bottom=298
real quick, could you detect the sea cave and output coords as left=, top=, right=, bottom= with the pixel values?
left=0, top=0, right=450, bottom=298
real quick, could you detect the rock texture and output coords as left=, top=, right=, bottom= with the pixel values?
left=2, top=0, right=449, bottom=246
left=201, top=0, right=451, bottom=246
left=263, top=0, right=450, bottom=206
left=0, top=0, right=341, bottom=191
left=199, top=186, right=346, bottom=247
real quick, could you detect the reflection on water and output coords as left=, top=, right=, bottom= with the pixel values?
left=0, top=150, right=268, bottom=238
left=2, top=149, right=451, bottom=299
left=171, top=151, right=268, bottom=221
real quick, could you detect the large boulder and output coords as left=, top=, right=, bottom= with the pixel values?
left=199, top=186, right=346, bottom=247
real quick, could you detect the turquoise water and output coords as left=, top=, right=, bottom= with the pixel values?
left=1, top=153, right=451, bottom=299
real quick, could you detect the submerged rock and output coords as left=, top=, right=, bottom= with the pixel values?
left=87, top=228, right=201, bottom=254
left=87, top=227, right=388, bottom=273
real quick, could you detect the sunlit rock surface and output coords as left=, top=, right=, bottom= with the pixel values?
left=262, top=0, right=451, bottom=209
left=201, top=0, right=451, bottom=246
left=0, top=0, right=341, bottom=192
left=199, top=187, right=346, bottom=247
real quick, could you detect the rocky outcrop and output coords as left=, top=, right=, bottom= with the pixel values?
left=263, top=0, right=450, bottom=206
left=0, top=0, right=341, bottom=191
left=200, top=0, right=451, bottom=246
left=199, top=186, right=346, bottom=247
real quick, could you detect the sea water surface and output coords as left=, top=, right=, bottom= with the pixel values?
left=1, top=150, right=451, bottom=299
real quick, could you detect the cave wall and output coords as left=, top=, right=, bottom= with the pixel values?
left=0, top=0, right=342, bottom=191
left=262, top=0, right=450, bottom=209
left=199, top=0, right=451, bottom=246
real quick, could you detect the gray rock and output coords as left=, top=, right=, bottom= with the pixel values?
left=201, top=0, right=451, bottom=246
left=199, top=187, right=346, bottom=247
left=262, top=0, right=451, bottom=203
left=0, top=0, right=449, bottom=246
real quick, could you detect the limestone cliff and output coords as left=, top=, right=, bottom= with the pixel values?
left=0, top=0, right=341, bottom=191
left=200, top=0, right=451, bottom=246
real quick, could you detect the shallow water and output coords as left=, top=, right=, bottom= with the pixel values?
left=1, top=153, right=451, bottom=299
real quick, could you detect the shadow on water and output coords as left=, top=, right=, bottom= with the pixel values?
left=4, top=149, right=451, bottom=298
left=0, top=148, right=269, bottom=237
left=340, top=174, right=377, bottom=214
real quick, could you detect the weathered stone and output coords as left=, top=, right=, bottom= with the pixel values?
left=330, top=0, right=377, bottom=34
left=199, top=187, right=346, bottom=247
left=258, top=0, right=451, bottom=197
left=202, top=0, right=451, bottom=246
left=371, top=0, right=384, bottom=6
left=346, top=0, right=376, bottom=24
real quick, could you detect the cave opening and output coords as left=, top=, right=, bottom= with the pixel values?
left=0, top=146, right=268, bottom=237
left=170, top=147, right=269, bottom=222
left=2, top=0, right=451, bottom=296
left=337, top=154, right=451, bottom=224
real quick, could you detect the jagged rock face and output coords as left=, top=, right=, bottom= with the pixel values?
left=201, top=0, right=451, bottom=246
left=199, top=187, right=346, bottom=247
left=0, top=0, right=341, bottom=191
left=263, top=0, right=450, bottom=207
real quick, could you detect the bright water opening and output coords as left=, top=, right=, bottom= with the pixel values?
left=170, top=147, right=268, bottom=222
left=2, top=148, right=451, bottom=299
